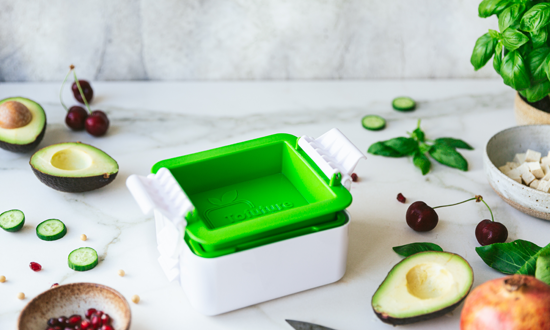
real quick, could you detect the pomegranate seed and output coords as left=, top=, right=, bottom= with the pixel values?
left=51, top=283, right=59, bottom=288
left=397, top=193, right=406, bottom=203
left=351, top=173, right=358, bottom=182
left=68, top=315, right=82, bottom=325
left=91, top=315, right=101, bottom=328
left=80, top=320, right=91, bottom=330
left=100, top=314, right=111, bottom=325
left=94, top=311, right=104, bottom=317
left=63, top=327, right=73, bottom=330
left=57, top=316, right=67, bottom=324
left=53, top=327, right=62, bottom=330
left=74, top=326, right=82, bottom=330
left=85, top=309, right=97, bottom=319
left=30, top=262, right=42, bottom=272
left=101, top=325, right=114, bottom=330
left=48, top=318, right=60, bottom=326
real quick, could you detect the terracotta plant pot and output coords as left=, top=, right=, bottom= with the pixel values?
left=514, top=93, right=550, bottom=125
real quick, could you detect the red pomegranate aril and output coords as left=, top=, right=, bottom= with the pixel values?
left=94, top=311, right=104, bottom=317
left=51, top=283, right=59, bottom=288
left=351, top=173, right=358, bottom=182
left=100, top=314, right=111, bottom=325
left=101, top=325, right=114, bottom=330
left=48, top=318, right=60, bottom=326
left=63, top=327, right=73, bottom=330
left=68, top=315, right=82, bottom=325
left=397, top=193, right=406, bottom=203
left=30, top=262, right=42, bottom=272
left=91, top=315, right=101, bottom=328
left=57, top=316, right=68, bottom=324
left=52, top=327, right=62, bottom=330
left=74, top=326, right=82, bottom=330
left=80, top=320, right=91, bottom=330
left=85, top=309, right=97, bottom=319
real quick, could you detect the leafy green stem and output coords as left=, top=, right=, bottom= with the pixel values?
left=73, top=68, right=92, bottom=114
left=433, top=197, right=477, bottom=209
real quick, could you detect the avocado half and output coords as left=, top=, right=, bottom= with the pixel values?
left=30, top=142, right=118, bottom=192
left=372, top=251, right=473, bottom=325
left=0, top=97, right=46, bottom=153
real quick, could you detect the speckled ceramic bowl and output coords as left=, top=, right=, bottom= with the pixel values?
left=484, top=125, right=550, bottom=220
left=18, top=283, right=131, bottom=330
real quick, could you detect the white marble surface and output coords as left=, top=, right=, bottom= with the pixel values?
left=1, top=80, right=549, bottom=330
left=0, top=0, right=500, bottom=81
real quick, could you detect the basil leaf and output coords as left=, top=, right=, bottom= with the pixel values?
left=367, top=142, right=404, bottom=158
left=393, top=242, right=443, bottom=257
left=520, top=3, right=550, bottom=33
left=419, top=143, right=431, bottom=154
left=494, top=43, right=503, bottom=74
left=527, top=46, right=550, bottom=84
left=535, top=251, right=550, bottom=285
left=519, top=81, right=550, bottom=102
left=411, top=127, right=425, bottom=143
left=413, top=152, right=431, bottom=175
left=434, top=138, right=474, bottom=150
left=383, top=137, right=419, bottom=156
left=501, top=28, right=529, bottom=51
left=501, top=51, right=531, bottom=90
left=531, top=28, right=548, bottom=48
left=489, top=29, right=502, bottom=40
left=499, top=4, right=526, bottom=32
left=475, top=239, right=542, bottom=275
left=471, top=33, right=498, bottom=70
left=479, top=0, right=513, bottom=18
left=429, top=144, right=468, bottom=171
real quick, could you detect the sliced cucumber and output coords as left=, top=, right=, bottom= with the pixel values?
left=362, top=115, right=386, bottom=131
left=68, top=247, right=98, bottom=271
left=392, top=97, right=416, bottom=111
left=36, top=219, right=67, bottom=241
left=0, top=209, right=25, bottom=232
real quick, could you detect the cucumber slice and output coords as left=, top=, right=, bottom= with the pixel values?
left=0, top=209, right=25, bottom=232
left=36, top=219, right=67, bottom=241
left=392, top=97, right=416, bottom=111
left=362, top=115, right=386, bottom=131
left=68, top=247, right=98, bottom=271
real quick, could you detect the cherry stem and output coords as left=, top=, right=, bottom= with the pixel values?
left=59, top=65, right=74, bottom=112
left=433, top=195, right=495, bottom=222
left=73, top=69, right=92, bottom=114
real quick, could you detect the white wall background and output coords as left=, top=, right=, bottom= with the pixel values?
left=0, top=0, right=500, bottom=81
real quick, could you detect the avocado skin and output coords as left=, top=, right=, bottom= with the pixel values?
left=373, top=296, right=468, bottom=325
left=0, top=123, right=46, bottom=153
left=30, top=168, right=118, bottom=193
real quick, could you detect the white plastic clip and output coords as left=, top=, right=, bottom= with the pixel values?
left=298, top=128, right=366, bottom=190
left=126, top=168, right=193, bottom=282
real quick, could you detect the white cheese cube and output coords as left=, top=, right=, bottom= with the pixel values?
left=543, top=164, right=550, bottom=175
left=541, top=157, right=550, bottom=168
left=507, top=162, right=519, bottom=170
left=522, top=172, right=536, bottom=185
left=525, top=149, right=542, bottom=163
left=506, top=168, right=522, bottom=183
left=538, top=180, right=550, bottom=192
left=543, top=170, right=550, bottom=181
left=530, top=179, right=541, bottom=189
left=517, top=163, right=531, bottom=176
left=514, top=153, right=526, bottom=164
left=528, top=162, right=545, bottom=179
left=499, top=165, right=511, bottom=173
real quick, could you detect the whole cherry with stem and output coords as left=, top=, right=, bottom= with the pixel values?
left=60, top=65, right=88, bottom=131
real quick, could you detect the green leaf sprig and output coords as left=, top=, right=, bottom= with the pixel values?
left=472, top=0, right=550, bottom=102
left=367, top=120, right=473, bottom=175
left=476, top=239, right=550, bottom=285
left=392, top=242, right=443, bottom=257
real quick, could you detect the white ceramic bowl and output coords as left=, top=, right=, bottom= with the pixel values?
left=18, top=283, right=131, bottom=330
left=484, top=125, right=550, bottom=220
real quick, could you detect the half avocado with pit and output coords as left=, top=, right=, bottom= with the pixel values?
left=30, top=142, right=118, bottom=192
left=372, top=251, right=473, bottom=325
left=0, top=97, right=46, bottom=153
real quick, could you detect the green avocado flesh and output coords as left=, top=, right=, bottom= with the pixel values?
left=30, top=142, right=119, bottom=192
left=372, top=251, right=473, bottom=325
left=0, top=97, right=46, bottom=152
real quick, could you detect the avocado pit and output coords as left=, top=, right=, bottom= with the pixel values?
left=0, top=101, right=32, bottom=129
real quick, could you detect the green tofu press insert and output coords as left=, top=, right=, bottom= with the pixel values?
left=142, top=128, right=365, bottom=257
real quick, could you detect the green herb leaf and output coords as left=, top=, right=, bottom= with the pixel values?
left=500, top=51, right=531, bottom=90
left=428, top=144, right=468, bottom=171
left=489, top=29, right=502, bottom=40
left=368, top=141, right=404, bottom=158
left=499, top=4, right=526, bottom=32
left=501, top=28, right=529, bottom=52
left=531, top=28, right=549, bottom=48
left=471, top=33, right=498, bottom=70
left=411, top=127, right=425, bottom=143
left=494, top=43, right=503, bottom=74
left=520, top=3, right=550, bottom=33
left=419, top=143, right=431, bottom=154
left=519, top=81, right=550, bottom=102
left=475, top=239, right=542, bottom=275
left=517, top=243, right=550, bottom=275
left=413, top=152, right=431, bottom=175
left=393, top=242, right=443, bottom=257
left=434, top=138, right=474, bottom=150
left=535, top=250, right=550, bottom=285
left=383, top=137, right=419, bottom=156
left=479, top=0, right=513, bottom=18
left=527, top=47, right=550, bottom=84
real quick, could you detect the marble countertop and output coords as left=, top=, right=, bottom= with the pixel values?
left=1, top=80, right=547, bottom=330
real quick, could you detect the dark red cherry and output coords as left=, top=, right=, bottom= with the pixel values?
left=85, top=111, right=109, bottom=137
left=65, top=106, right=88, bottom=131
left=406, top=201, right=439, bottom=232
left=475, top=219, right=508, bottom=246
left=72, top=80, right=94, bottom=104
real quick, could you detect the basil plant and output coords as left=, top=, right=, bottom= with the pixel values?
left=471, top=0, right=550, bottom=102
